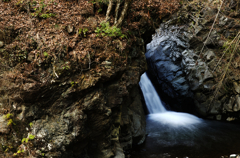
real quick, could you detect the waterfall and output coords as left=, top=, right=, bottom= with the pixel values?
left=139, top=73, right=166, bottom=113
left=139, top=72, right=202, bottom=127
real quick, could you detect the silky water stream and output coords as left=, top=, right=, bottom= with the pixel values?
left=130, top=72, right=240, bottom=158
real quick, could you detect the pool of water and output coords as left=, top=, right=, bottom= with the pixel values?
left=130, top=115, right=240, bottom=158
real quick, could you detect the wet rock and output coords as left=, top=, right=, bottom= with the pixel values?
left=209, top=100, right=222, bottom=114
left=234, top=95, right=240, bottom=111
left=145, top=25, right=194, bottom=111
left=224, top=96, right=235, bottom=112
left=194, top=93, right=207, bottom=103
left=216, top=115, right=222, bottom=120
left=194, top=100, right=207, bottom=116
left=230, top=154, right=240, bottom=158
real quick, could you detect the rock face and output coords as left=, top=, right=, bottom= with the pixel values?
left=0, top=38, right=146, bottom=157
left=145, top=25, right=194, bottom=112
left=145, top=0, right=240, bottom=120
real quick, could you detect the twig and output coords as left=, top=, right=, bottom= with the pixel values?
left=212, top=31, right=240, bottom=73
left=208, top=34, right=240, bottom=112
left=197, top=0, right=224, bottom=60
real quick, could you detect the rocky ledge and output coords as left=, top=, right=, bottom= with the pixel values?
left=145, top=0, right=240, bottom=121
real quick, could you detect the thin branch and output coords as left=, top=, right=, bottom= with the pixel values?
left=212, top=31, right=240, bottom=73
left=208, top=34, right=240, bottom=113
left=197, top=0, right=224, bottom=60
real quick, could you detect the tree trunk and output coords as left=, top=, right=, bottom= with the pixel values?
left=115, top=0, right=131, bottom=27
left=105, top=0, right=113, bottom=22
left=114, top=0, right=121, bottom=24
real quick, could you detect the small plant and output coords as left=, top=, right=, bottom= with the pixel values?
left=43, top=51, right=49, bottom=57
left=70, top=81, right=78, bottom=87
left=7, top=119, right=16, bottom=126
left=22, top=134, right=35, bottom=143
left=95, top=22, right=127, bottom=38
left=83, top=28, right=88, bottom=37
left=78, top=28, right=82, bottom=35
left=29, top=122, right=33, bottom=128
left=4, top=113, right=12, bottom=119
left=62, top=65, right=70, bottom=70
left=40, top=13, right=56, bottom=18
left=13, top=149, right=25, bottom=156
left=4, top=113, right=16, bottom=126
left=31, top=0, right=55, bottom=18
left=78, top=28, right=88, bottom=37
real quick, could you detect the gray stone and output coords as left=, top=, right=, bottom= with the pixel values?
left=194, top=100, right=208, bottom=116
left=235, top=95, right=240, bottom=112
left=0, top=41, right=3, bottom=48
left=203, top=80, right=214, bottom=90
left=67, top=25, right=74, bottom=34
left=223, top=96, right=235, bottom=112
left=233, top=82, right=240, bottom=93
left=114, top=142, right=125, bottom=158
left=101, top=149, right=114, bottom=158
left=204, top=50, right=216, bottom=61
left=209, top=100, right=222, bottom=114
left=219, top=16, right=228, bottom=26
left=230, top=154, right=240, bottom=158
left=194, top=93, right=207, bottom=103
left=216, top=115, right=222, bottom=120
left=0, top=116, right=9, bottom=134
left=208, top=59, right=217, bottom=70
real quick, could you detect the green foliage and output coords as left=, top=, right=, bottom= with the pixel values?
left=78, top=28, right=88, bottom=37
left=29, top=134, right=35, bottom=140
left=4, top=113, right=12, bottom=119
left=7, top=119, right=16, bottom=126
left=95, top=22, right=127, bottom=38
left=89, top=0, right=104, bottom=4
left=98, top=8, right=102, bottom=13
left=17, top=150, right=24, bottom=154
left=13, top=149, right=24, bottom=156
left=70, top=81, right=78, bottom=87
left=83, top=28, right=88, bottom=37
left=22, top=134, right=35, bottom=143
left=62, top=65, right=70, bottom=70
left=43, top=51, right=49, bottom=57
left=78, top=28, right=82, bottom=35
left=29, top=122, right=33, bottom=127
left=22, top=138, right=27, bottom=143
left=40, top=13, right=56, bottom=18
left=31, top=0, right=55, bottom=18
left=4, top=113, right=16, bottom=126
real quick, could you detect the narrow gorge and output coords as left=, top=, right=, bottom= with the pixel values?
left=1, top=0, right=240, bottom=157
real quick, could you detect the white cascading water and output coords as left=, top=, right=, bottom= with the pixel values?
left=139, top=72, right=202, bottom=127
